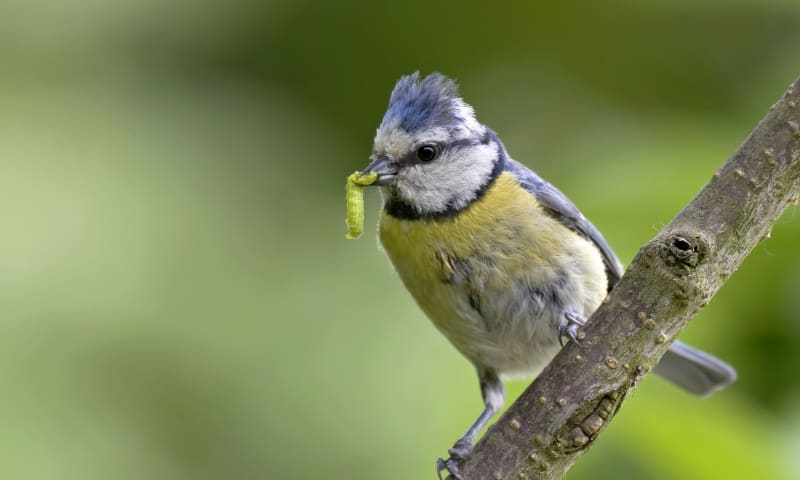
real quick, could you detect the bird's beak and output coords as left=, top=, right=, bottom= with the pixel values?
left=362, top=155, right=397, bottom=185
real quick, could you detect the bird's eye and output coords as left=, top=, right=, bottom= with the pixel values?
left=416, top=145, right=439, bottom=162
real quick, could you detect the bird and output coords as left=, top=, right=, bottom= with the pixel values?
left=358, top=72, right=737, bottom=480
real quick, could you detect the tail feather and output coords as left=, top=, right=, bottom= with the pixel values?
left=653, top=340, right=737, bottom=396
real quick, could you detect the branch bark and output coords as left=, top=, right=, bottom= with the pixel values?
left=454, top=76, right=800, bottom=480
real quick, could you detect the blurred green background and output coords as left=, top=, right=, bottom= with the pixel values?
left=1, top=1, right=799, bottom=479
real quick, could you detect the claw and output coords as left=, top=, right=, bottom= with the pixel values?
left=436, top=438, right=472, bottom=480
left=436, top=457, right=464, bottom=480
left=559, top=312, right=585, bottom=347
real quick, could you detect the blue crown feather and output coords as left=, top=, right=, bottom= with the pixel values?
left=382, top=72, right=466, bottom=133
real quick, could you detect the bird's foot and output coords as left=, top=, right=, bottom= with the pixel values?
left=436, top=458, right=462, bottom=480
left=559, top=312, right=586, bottom=347
left=436, top=438, right=473, bottom=480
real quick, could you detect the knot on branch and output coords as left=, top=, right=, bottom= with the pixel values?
left=662, top=232, right=709, bottom=270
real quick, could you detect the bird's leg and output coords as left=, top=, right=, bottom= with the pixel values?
left=559, top=311, right=586, bottom=347
left=436, top=368, right=505, bottom=480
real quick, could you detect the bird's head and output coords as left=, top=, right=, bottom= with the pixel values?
left=364, top=72, right=505, bottom=218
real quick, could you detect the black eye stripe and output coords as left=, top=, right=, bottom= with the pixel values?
left=400, top=139, right=478, bottom=166
left=389, top=131, right=493, bottom=168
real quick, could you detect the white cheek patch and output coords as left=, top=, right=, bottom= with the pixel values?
left=395, top=142, right=499, bottom=213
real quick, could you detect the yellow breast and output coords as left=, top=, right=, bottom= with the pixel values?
left=378, top=172, right=608, bottom=373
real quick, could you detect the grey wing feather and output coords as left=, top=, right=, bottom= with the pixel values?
left=504, top=159, right=625, bottom=290
left=505, top=159, right=737, bottom=395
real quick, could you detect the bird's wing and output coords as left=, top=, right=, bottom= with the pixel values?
left=504, top=159, right=625, bottom=290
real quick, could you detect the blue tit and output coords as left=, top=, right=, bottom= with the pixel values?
left=359, top=72, right=737, bottom=479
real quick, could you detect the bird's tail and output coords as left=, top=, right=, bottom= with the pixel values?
left=652, top=340, right=737, bottom=396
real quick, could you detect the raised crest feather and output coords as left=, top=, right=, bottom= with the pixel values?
left=381, top=72, right=473, bottom=134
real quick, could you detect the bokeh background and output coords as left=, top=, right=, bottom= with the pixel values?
left=2, top=1, right=800, bottom=479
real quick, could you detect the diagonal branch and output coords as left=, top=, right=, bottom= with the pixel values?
left=454, top=75, right=800, bottom=480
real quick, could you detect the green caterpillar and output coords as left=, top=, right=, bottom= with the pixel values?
left=345, top=171, right=378, bottom=239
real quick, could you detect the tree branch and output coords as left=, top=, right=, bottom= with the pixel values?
left=454, top=76, right=800, bottom=480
